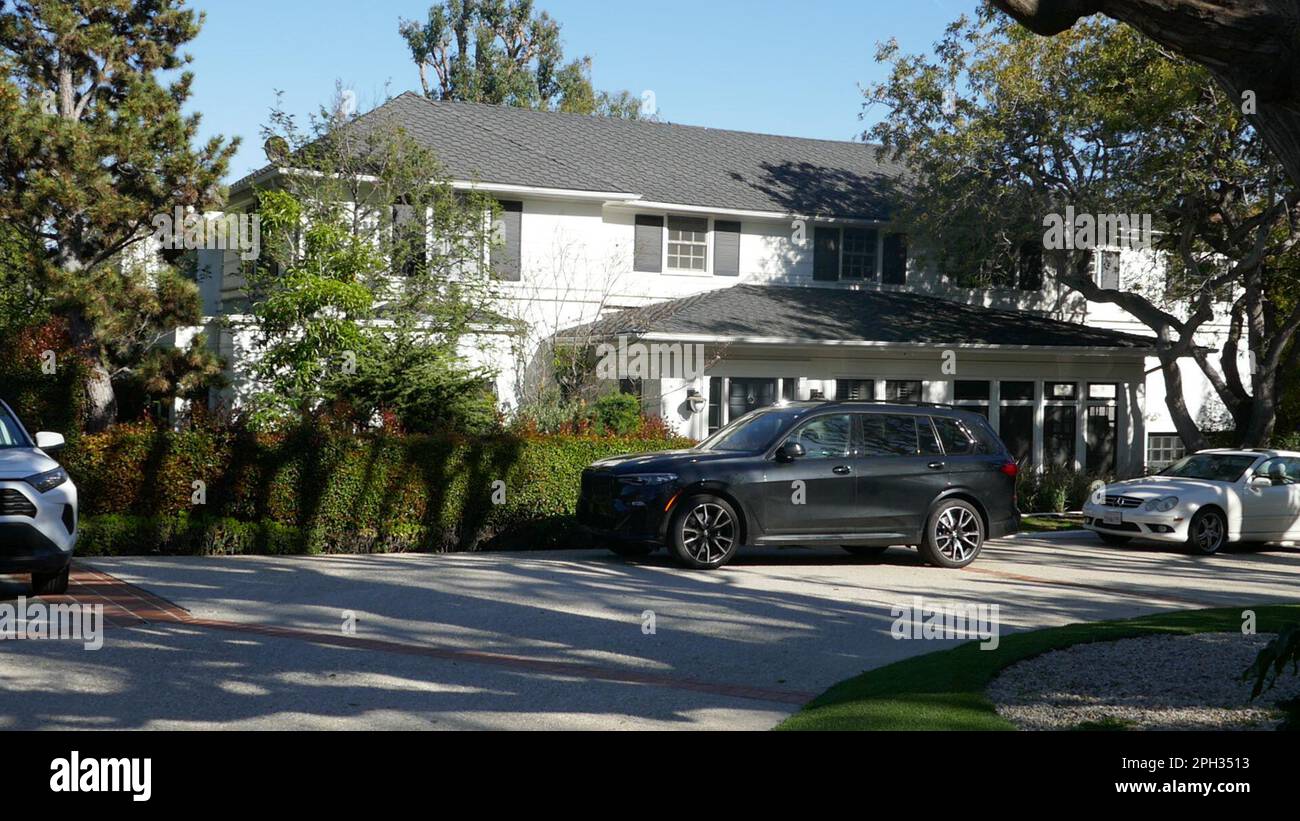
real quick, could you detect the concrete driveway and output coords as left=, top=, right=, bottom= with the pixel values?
left=2, top=532, right=1298, bottom=730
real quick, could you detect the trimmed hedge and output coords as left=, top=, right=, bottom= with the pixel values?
left=65, top=425, right=691, bottom=556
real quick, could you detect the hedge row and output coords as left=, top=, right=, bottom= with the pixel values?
left=64, top=425, right=691, bottom=556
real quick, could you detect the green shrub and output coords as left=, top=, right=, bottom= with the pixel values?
left=590, top=392, right=642, bottom=436
left=64, top=425, right=690, bottom=556
left=1016, top=467, right=1109, bottom=514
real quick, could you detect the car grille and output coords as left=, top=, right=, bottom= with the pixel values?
left=1104, top=495, right=1142, bottom=508
left=578, top=471, right=618, bottom=526
left=0, top=488, right=37, bottom=517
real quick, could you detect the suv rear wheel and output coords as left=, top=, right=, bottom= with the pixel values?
left=668, top=495, right=741, bottom=570
left=918, top=500, right=984, bottom=568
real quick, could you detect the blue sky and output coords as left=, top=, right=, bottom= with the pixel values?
left=188, top=0, right=980, bottom=182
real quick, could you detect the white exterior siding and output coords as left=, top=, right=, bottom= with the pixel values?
left=201, top=184, right=1237, bottom=475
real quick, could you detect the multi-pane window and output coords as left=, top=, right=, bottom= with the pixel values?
left=841, top=228, right=878, bottom=280
left=667, top=216, right=708, bottom=272
left=954, top=381, right=990, bottom=418
left=836, top=379, right=874, bottom=400
left=885, top=380, right=922, bottom=402
left=999, top=381, right=1035, bottom=466
left=1147, top=434, right=1186, bottom=471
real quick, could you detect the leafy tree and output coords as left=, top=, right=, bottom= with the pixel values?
left=989, top=0, right=1300, bottom=187
left=400, top=0, right=644, bottom=118
left=0, top=0, right=237, bottom=429
left=240, top=93, right=500, bottom=432
left=867, top=11, right=1300, bottom=449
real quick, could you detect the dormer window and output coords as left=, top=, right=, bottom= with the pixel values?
left=813, top=225, right=907, bottom=284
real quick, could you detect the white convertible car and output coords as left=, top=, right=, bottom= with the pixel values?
left=1083, top=449, right=1300, bottom=555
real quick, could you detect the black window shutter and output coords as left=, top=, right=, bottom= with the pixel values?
left=634, top=215, right=664, bottom=273
left=714, top=220, right=741, bottom=276
left=491, top=200, right=523, bottom=281
left=813, top=227, right=840, bottom=281
left=1018, top=241, right=1044, bottom=291
left=882, top=233, right=908, bottom=285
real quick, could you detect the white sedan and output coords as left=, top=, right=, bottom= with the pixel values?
left=1082, top=449, right=1300, bottom=555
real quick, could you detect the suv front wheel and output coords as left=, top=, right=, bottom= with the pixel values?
left=918, top=499, right=985, bottom=568
left=668, top=495, right=741, bottom=570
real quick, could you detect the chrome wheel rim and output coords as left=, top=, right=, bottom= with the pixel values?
left=935, top=506, right=982, bottom=562
left=1194, top=514, right=1225, bottom=552
left=680, top=503, right=735, bottom=564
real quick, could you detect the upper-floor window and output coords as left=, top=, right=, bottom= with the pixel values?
left=667, top=216, right=708, bottom=272
left=635, top=214, right=742, bottom=277
left=841, top=228, right=877, bottom=279
left=813, top=225, right=907, bottom=284
left=1092, top=249, right=1122, bottom=290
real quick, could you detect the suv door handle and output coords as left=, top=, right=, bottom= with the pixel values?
left=927, top=461, right=946, bottom=470
left=833, top=465, right=852, bottom=475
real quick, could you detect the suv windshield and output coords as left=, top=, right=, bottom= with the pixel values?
left=698, top=407, right=805, bottom=453
left=1161, top=453, right=1258, bottom=482
left=0, top=403, right=30, bottom=449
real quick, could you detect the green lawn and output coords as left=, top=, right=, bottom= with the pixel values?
left=776, top=604, right=1300, bottom=731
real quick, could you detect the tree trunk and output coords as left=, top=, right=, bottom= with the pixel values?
left=66, top=310, right=116, bottom=432
left=991, top=0, right=1300, bottom=184
left=1157, top=351, right=1211, bottom=451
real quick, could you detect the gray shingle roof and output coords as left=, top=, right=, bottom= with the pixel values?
left=234, top=92, right=907, bottom=219
left=562, top=284, right=1156, bottom=350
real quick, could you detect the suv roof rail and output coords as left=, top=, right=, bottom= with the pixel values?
left=814, top=399, right=964, bottom=411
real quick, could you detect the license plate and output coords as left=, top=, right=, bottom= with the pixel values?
left=1103, top=510, right=1122, bottom=526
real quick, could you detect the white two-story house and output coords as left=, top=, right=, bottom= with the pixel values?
left=199, top=92, right=1238, bottom=477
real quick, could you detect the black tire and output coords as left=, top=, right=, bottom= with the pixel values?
left=1097, top=533, right=1132, bottom=546
left=842, top=545, right=889, bottom=558
left=918, top=499, right=985, bottom=568
left=31, top=565, right=70, bottom=596
left=668, top=494, right=741, bottom=570
left=608, top=542, right=656, bottom=558
left=1187, top=508, right=1228, bottom=555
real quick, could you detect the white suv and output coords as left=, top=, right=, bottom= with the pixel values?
left=0, top=399, right=78, bottom=594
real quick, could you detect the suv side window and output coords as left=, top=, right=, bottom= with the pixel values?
left=786, top=413, right=852, bottom=459
left=932, top=416, right=977, bottom=455
left=861, top=413, right=926, bottom=456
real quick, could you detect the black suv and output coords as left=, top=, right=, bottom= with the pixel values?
left=578, top=401, right=1019, bottom=570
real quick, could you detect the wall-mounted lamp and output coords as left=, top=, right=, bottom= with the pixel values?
left=686, top=389, right=707, bottom=415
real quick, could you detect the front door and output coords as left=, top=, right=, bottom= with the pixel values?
left=759, top=412, right=858, bottom=536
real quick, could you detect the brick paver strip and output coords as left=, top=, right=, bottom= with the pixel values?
left=66, top=566, right=817, bottom=706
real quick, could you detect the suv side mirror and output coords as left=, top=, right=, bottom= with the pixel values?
left=1250, top=474, right=1274, bottom=489
left=34, top=432, right=66, bottom=453
left=777, top=441, right=806, bottom=462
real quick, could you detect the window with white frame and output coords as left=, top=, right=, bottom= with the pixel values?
left=1093, top=249, right=1122, bottom=290
left=1147, top=434, right=1186, bottom=471
left=667, top=216, right=708, bottom=272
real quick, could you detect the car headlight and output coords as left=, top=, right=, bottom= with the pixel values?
left=619, top=473, right=678, bottom=487
left=24, top=467, right=68, bottom=494
left=1142, top=496, right=1179, bottom=512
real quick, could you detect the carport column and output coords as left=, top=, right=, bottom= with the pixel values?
left=988, top=380, right=1001, bottom=435
left=1033, top=380, right=1045, bottom=471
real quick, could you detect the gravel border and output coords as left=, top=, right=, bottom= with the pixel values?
left=987, top=632, right=1300, bottom=731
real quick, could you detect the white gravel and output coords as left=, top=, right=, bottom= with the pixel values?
left=987, top=632, right=1300, bottom=731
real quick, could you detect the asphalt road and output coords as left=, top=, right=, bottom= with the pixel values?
left=2, top=532, right=1299, bottom=730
